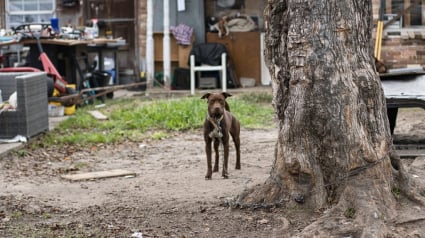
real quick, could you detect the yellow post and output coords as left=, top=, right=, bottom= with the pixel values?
left=376, top=21, right=383, bottom=60
left=374, top=20, right=383, bottom=60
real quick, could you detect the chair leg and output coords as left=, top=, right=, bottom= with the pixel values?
left=221, top=53, right=227, bottom=92
left=190, top=55, right=196, bottom=95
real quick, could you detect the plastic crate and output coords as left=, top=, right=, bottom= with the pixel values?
left=0, top=72, right=49, bottom=139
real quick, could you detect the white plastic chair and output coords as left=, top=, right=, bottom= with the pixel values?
left=189, top=48, right=227, bottom=95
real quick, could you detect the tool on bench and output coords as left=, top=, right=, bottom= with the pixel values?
left=0, top=24, right=69, bottom=93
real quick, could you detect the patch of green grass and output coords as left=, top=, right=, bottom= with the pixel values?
left=41, top=212, right=52, bottom=219
left=344, top=207, right=356, bottom=218
left=41, top=92, right=274, bottom=146
left=392, top=186, right=401, bottom=199
left=15, top=150, right=28, bottom=157
left=151, top=131, right=170, bottom=140
left=73, top=162, right=90, bottom=170
left=237, top=91, right=273, bottom=104
left=229, top=98, right=274, bottom=129
left=11, top=211, right=23, bottom=220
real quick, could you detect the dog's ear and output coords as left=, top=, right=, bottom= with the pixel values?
left=201, top=93, right=211, bottom=100
left=222, top=92, right=232, bottom=98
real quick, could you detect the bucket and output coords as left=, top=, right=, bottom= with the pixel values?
left=64, top=104, right=76, bottom=115
left=93, top=71, right=113, bottom=99
left=48, top=102, right=64, bottom=117
left=64, top=84, right=76, bottom=115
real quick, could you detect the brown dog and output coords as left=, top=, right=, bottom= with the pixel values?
left=201, top=92, right=241, bottom=179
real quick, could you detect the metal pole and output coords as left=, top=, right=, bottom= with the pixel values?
left=190, top=55, right=195, bottom=95
left=146, top=0, right=154, bottom=89
left=163, top=0, right=171, bottom=88
left=221, top=53, right=227, bottom=92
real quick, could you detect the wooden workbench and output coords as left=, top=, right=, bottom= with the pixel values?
left=0, top=37, right=122, bottom=47
left=1, top=37, right=126, bottom=89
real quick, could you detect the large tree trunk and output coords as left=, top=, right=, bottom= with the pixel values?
left=236, top=0, right=425, bottom=236
left=257, top=0, right=393, bottom=209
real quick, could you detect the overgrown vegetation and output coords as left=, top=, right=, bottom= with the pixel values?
left=41, top=92, right=274, bottom=146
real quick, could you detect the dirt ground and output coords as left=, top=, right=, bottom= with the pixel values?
left=1, top=107, right=425, bottom=237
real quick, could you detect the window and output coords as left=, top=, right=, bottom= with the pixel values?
left=6, top=0, right=56, bottom=28
left=409, top=0, right=422, bottom=26
left=388, top=0, right=423, bottom=27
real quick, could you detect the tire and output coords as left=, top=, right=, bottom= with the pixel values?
left=47, top=77, right=55, bottom=97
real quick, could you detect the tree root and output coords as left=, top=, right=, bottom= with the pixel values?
left=390, top=150, right=425, bottom=206
left=294, top=178, right=396, bottom=237
left=396, top=216, right=425, bottom=225
left=232, top=177, right=290, bottom=209
left=296, top=210, right=390, bottom=238
left=232, top=149, right=425, bottom=236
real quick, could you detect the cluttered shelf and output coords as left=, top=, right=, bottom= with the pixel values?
left=1, top=36, right=126, bottom=88
left=0, top=37, right=125, bottom=47
left=25, top=38, right=125, bottom=47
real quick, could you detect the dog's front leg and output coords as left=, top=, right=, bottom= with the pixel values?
left=205, top=139, right=213, bottom=179
left=213, top=139, right=220, bottom=172
left=222, top=138, right=230, bottom=179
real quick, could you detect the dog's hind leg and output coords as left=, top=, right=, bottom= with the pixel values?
left=222, top=138, right=230, bottom=179
left=213, top=139, right=220, bottom=172
left=232, top=133, right=241, bottom=170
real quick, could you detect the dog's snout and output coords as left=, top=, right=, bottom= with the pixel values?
left=213, top=106, right=222, bottom=114
left=213, top=103, right=221, bottom=110
left=210, top=101, right=224, bottom=115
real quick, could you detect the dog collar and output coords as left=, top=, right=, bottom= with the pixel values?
left=207, top=113, right=223, bottom=138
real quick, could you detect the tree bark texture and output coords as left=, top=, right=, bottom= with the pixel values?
left=237, top=0, right=403, bottom=235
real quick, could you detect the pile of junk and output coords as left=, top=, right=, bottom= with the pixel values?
left=0, top=23, right=145, bottom=116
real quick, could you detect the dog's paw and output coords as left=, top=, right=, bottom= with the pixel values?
left=235, top=165, right=241, bottom=170
left=222, top=174, right=229, bottom=179
left=205, top=175, right=212, bottom=180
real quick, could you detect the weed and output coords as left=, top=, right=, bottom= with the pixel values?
left=344, top=207, right=356, bottom=218
left=15, top=150, right=27, bottom=157
left=41, top=212, right=52, bottom=219
left=151, top=131, right=169, bottom=140
left=73, top=162, right=90, bottom=170
left=11, top=210, right=23, bottom=219
left=392, top=186, right=401, bottom=199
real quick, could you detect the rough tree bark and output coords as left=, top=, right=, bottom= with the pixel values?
left=236, top=0, right=425, bottom=236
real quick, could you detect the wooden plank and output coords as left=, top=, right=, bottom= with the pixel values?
left=396, top=149, right=425, bottom=158
left=88, top=110, right=108, bottom=120
left=61, top=169, right=136, bottom=181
